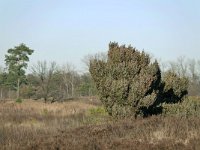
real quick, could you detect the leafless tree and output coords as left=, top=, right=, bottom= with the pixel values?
left=177, top=56, right=188, bottom=77
left=82, top=52, right=107, bottom=71
left=188, top=59, right=198, bottom=81
left=31, top=61, right=58, bottom=102
left=186, top=58, right=200, bottom=96
left=61, top=63, right=78, bottom=98
left=168, top=56, right=188, bottom=77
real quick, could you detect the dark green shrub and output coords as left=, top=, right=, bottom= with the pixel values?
left=162, top=71, right=189, bottom=103
left=162, top=96, right=200, bottom=117
left=89, top=42, right=189, bottom=118
left=90, top=42, right=161, bottom=117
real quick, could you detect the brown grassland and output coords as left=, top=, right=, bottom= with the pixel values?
left=0, top=98, right=200, bottom=150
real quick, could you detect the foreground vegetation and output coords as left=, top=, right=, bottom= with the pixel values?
left=0, top=97, right=200, bottom=150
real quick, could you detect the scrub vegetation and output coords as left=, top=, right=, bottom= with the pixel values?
left=0, top=42, right=200, bottom=149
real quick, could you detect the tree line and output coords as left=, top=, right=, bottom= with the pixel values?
left=0, top=44, right=97, bottom=101
left=0, top=43, right=199, bottom=102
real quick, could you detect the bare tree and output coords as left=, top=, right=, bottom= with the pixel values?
left=186, top=58, right=200, bottom=96
left=61, top=63, right=77, bottom=98
left=31, top=61, right=58, bottom=102
left=169, top=61, right=178, bottom=74
left=168, top=56, right=188, bottom=77
left=188, top=59, right=198, bottom=81
left=82, top=52, right=107, bottom=71
left=157, top=59, right=168, bottom=74
left=177, top=56, right=188, bottom=77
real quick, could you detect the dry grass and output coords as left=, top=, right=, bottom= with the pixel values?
left=28, top=116, right=200, bottom=150
left=0, top=99, right=95, bottom=130
left=0, top=99, right=108, bottom=149
left=0, top=98, right=200, bottom=150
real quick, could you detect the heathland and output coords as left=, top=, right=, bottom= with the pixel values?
left=1, top=43, right=200, bottom=150
left=1, top=97, right=200, bottom=150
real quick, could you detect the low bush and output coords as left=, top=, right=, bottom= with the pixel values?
left=162, top=71, right=189, bottom=103
left=86, top=107, right=109, bottom=124
left=88, top=107, right=107, bottom=116
left=15, top=98, right=22, bottom=103
left=162, top=96, right=200, bottom=117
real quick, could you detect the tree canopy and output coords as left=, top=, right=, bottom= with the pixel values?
left=5, top=43, right=34, bottom=98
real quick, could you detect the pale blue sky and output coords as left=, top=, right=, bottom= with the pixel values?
left=0, top=0, right=200, bottom=71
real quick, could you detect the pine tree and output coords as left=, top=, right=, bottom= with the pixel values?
left=5, top=43, right=34, bottom=99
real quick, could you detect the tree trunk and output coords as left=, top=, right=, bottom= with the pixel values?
left=0, top=88, right=2, bottom=100
left=71, top=83, right=74, bottom=98
left=17, top=78, right=20, bottom=99
left=65, top=84, right=69, bottom=99
left=89, top=87, right=91, bottom=97
left=44, top=97, right=47, bottom=103
left=8, top=88, right=11, bottom=99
